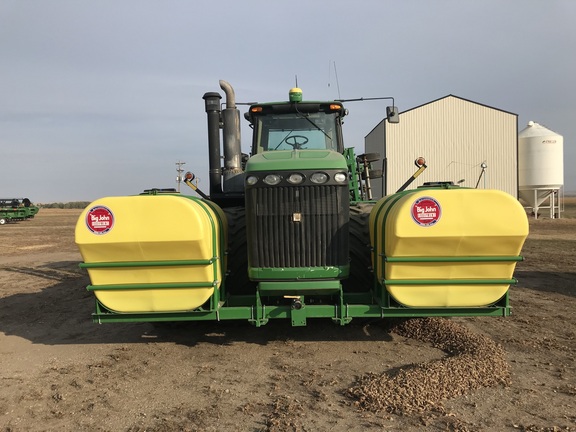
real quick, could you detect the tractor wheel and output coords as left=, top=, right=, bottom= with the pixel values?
left=343, top=203, right=375, bottom=293
left=222, top=206, right=256, bottom=295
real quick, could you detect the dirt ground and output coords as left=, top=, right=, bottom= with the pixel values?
left=0, top=199, right=574, bottom=432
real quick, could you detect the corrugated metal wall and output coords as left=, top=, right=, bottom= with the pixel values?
left=365, top=95, right=518, bottom=198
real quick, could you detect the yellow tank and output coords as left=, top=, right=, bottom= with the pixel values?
left=369, top=188, right=528, bottom=307
left=75, top=194, right=226, bottom=313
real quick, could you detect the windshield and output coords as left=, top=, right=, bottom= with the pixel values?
left=253, top=112, right=341, bottom=154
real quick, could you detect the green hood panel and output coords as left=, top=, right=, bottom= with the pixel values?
left=246, top=150, right=347, bottom=172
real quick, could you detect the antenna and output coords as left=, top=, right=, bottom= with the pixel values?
left=295, top=75, right=298, bottom=87
left=327, top=61, right=341, bottom=98
left=333, top=61, right=341, bottom=99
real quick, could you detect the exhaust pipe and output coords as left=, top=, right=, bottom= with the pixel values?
left=203, top=91, right=223, bottom=197
left=219, top=80, right=244, bottom=193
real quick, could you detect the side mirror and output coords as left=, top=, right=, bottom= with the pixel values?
left=386, top=106, right=399, bottom=124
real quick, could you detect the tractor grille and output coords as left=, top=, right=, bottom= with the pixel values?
left=246, top=185, right=349, bottom=269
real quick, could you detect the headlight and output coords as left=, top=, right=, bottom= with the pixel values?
left=263, top=174, right=282, bottom=185
left=287, top=173, right=304, bottom=184
left=246, top=175, right=259, bottom=186
left=334, top=172, right=347, bottom=183
left=310, top=172, right=329, bottom=184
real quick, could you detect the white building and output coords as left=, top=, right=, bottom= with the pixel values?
left=365, top=95, right=518, bottom=199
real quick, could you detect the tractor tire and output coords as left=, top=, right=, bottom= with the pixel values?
left=222, top=206, right=257, bottom=295
left=342, top=203, right=375, bottom=293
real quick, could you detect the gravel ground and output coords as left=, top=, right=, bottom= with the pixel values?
left=0, top=202, right=575, bottom=432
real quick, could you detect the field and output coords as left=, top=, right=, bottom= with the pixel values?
left=0, top=199, right=575, bottom=432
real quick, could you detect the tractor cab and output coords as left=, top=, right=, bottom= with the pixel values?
left=246, top=88, right=346, bottom=155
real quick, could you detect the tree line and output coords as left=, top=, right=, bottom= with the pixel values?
left=39, top=202, right=91, bottom=209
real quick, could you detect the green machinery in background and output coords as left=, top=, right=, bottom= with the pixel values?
left=0, top=198, right=39, bottom=225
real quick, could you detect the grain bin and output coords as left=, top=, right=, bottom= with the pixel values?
left=518, top=121, right=564, bottom=218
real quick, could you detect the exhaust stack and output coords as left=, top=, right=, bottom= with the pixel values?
left=219, top=80, right=245, bottom=193
left=202, top=91, right=223, bottom=197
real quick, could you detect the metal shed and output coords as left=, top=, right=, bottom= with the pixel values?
left=365, top=95, right=518, bottom=198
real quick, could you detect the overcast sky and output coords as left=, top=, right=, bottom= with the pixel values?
left=1, top=0, right=574, bottom=203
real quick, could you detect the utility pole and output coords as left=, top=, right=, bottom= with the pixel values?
left=175, top=161, right=186, bottom=192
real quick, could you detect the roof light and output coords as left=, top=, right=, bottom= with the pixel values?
left=251, top=106, right=263, bottom=113
left=329, top=104, right=342, bottom=111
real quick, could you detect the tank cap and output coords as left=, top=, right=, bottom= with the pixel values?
left=527, top=121, right=535, bottom=127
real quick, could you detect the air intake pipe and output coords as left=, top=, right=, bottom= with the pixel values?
left=203, top=91, right=223, bottom=197
left=219, top=80, right=245, bottom=193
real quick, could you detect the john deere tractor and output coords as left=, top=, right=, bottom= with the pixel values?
left=76, top=81, right=528, bottom=326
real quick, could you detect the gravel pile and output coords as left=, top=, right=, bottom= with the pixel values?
left=265, top=395, right=305, bottom=432
left=347, top=317, right=511, bottom=414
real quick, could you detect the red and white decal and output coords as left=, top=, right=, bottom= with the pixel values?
left=411, top=196, right=441, bottom=227
left=86, top=206, right=114, bottom=234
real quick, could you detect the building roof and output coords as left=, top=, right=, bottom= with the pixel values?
left=365, top=94, right=517, bottom=138
left=400, top=94, right=517, bottom=117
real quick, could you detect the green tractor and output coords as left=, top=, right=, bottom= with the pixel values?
left=76, top=81, right=528, bottom=326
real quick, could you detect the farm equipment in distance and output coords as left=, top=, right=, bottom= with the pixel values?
left=75, top=81, right=529, bottom=326
left=0, top=198, right=39, bottom=225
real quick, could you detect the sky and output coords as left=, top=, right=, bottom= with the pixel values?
left=1, top=0, right=575, bottom=203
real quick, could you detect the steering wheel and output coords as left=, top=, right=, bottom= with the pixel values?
left=284, top=135, right=309, bottom=149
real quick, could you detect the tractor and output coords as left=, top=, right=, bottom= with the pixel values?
left=75, top=81, right=528, bottom=326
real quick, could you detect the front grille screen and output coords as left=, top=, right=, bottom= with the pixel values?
left=246, top=185, right=349, bottom=268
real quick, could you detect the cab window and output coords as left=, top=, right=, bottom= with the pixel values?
left=253, top=112, right=340, bottom=154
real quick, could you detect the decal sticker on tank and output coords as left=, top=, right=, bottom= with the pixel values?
left=411, top=196, right=441, bottom=227
left=86, top=206, right=114, bottom=234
